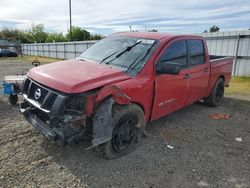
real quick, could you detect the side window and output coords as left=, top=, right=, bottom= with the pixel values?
left=160, top=40, right=187, bottom=67
left=188, top=40, right=205, bottom=66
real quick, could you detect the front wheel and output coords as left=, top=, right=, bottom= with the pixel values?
left=101, top=104, right=146, bottom=159
left=204, top=78, right=225, bottom=107
left=9, top=94, right=18, bottom=105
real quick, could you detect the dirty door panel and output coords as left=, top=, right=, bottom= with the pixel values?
left=151, top=39, right=189, bottom=120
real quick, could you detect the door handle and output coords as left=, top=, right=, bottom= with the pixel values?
left=183, top=74, right=191, bottom=79
left=204, top=67, right=209, bottom=72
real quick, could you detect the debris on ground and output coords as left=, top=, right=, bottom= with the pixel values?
left=167, top=145, right=174, bottom=149
left=209, top=113, right=230, bottom=120
left=197, top=181, right=209, bottom=187
left=235, top=137, right=242, bottom=142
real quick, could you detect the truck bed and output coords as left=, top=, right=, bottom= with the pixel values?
left=210, top=55, right=232, bottom=62
left=209, top=56, right=234, bottom=89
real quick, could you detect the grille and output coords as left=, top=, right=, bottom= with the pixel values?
left=29, top=83, right=48, bottom=102
left=22, top=78, right=58, bottom=111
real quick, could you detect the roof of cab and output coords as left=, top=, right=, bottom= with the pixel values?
left=111, top=32, right=202, bottom=41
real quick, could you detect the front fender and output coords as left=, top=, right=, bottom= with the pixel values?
left=96, top=85, right=131, bottom=105
left=91, top=98, right=114, bottom=146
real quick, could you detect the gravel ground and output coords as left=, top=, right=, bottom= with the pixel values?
left=0, top=59, right=249, bottom=188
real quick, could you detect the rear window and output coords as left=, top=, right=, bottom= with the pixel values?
left=188, top=40, right=205, bottom=66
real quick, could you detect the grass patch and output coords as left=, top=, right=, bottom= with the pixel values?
left=225, top=77, right=250, bottom=96
left=0, top=55, right=62, bottom=64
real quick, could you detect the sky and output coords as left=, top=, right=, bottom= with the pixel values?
left=0, top=0, right=250, bottom=35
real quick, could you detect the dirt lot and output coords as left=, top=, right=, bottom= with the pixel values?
left=0, top=58, right=250, bottom=188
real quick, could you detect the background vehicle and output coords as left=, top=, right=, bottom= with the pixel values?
left=20, top=32, right=233, bottom=159
left=0, top=49, right=18, bottom=57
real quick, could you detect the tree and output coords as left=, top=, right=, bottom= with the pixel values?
left=203, top=30, right=208, bottom=33
left=0, top=28, right=21, bottom=42
left=89, top=34, right=104, bottom=40
left=0, top=28, right=33, bottom=43
left=19, top=32, right=33, bottom=43
left=66, top=26, right=90, bottom=41
left=46, top=33, right=68, bottom=42
left=28, top=24, right=48, bottom=43
left=148, top=29, right=158, bottom=32
left=0, top=24, right=104, bottom=44
left=209, top=25, right=220, bottom=32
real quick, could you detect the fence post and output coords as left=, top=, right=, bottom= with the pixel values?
left=48, top=44, right=50, bottom=58
left=233, top=35, right=240, bottom=76
left=42, top=44, right=44, bottom=57
left=74, top=42, right=77, bottom=58
left=55, top=43, right=58, bottom=58
left=64, top=43, right=66, bottom=59
left=20, top=44, right=22, bottom=57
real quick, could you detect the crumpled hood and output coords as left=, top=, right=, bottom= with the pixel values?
left=27, top=59, right=131, bottom=93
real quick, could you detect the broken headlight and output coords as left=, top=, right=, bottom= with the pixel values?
left=64, top=96, right=85, bottom=115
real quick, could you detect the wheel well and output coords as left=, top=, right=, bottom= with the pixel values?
left=112, top=101, right=145, bottom=115
left=96, top=95, right=145, bottom=115
left=131, top=102, right=145, bottom=115
left=219, top=75, right=225, bottom=81
left=209, top=75, right=225, bottom=95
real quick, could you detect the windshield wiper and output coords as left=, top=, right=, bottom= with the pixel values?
left=99, top=50, right=120, bottom=64
left=126, top=44, right=154, bottom=72
left=76, top=56, right=92, bottom=61
left=114, top=40, right=142, bottom=60
left=99, top=40, right=142, bottom=65
left=77, top=58, right=86, bottom=61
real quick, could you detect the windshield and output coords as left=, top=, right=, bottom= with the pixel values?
left=77, top=36, right=157, bottom=73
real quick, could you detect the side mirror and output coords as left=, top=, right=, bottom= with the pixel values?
left=157, top=61, right=181, bottom=75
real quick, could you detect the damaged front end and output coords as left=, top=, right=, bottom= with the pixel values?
left=20, top=78, right=115, bottom=148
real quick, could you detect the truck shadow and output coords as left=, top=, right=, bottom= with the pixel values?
left=38, top=96, right=250, bottom=187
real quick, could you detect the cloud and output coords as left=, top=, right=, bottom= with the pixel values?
left=0, top=0, right=249, bottom=35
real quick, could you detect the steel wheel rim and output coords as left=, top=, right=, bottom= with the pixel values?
left=112, top=113, right=139, bottom=153
left=215, top=82, right=224, bottom=103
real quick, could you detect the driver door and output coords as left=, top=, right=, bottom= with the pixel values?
left=151, top=39, right=190, bottom=121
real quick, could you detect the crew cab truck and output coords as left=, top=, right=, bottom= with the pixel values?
left=20, top=32, right=233, bottom=159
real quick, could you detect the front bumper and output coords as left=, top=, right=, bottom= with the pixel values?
left=19, top=77, right=115, bottom=148
left=20, top=105, right=56, bottom=140
left=20, top=101, right=89, bottom=146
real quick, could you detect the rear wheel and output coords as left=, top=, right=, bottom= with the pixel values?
left=101, top=104, right=146, bottom=159
left=204, top=78, right=224, bottom=107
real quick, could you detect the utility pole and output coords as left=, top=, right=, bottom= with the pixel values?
left=69, top=0, right=72, bottom=41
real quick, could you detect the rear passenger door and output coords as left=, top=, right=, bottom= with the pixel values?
left=186, top=39, right=210, bottom=104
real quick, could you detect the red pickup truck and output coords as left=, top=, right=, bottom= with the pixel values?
left=20, top=32, right=233, bottom=159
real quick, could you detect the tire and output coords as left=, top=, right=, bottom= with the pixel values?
left=101, top=104, right=146, bottom=159
left=204, top=78, right=224, bottom=107
left=9, top=94, right=18, bottom=105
